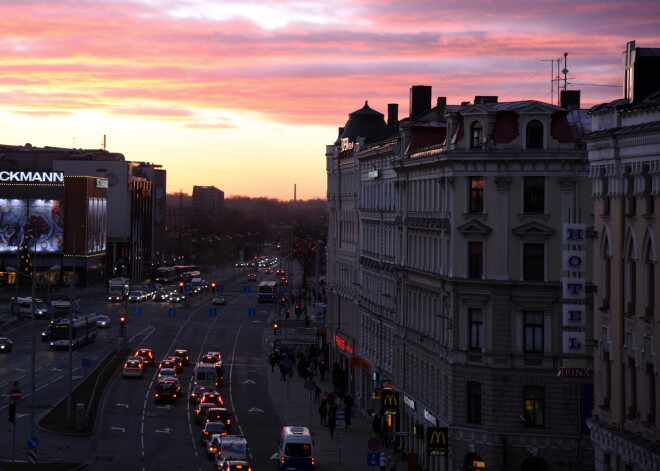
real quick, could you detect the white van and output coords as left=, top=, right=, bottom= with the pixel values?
left=194, top=363, right=219, bottom=388
left=278, top=426, right=315, bottom=471
left=211, top=435, right=249, bottom=465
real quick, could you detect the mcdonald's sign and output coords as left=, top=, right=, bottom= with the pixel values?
left=427, top=426, right=448, bottom=456
left=381, top=391, right=399, bottom=415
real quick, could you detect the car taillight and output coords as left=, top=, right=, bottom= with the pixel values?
left=311, top=457, right=315, bottom=465
left=280, top=456, right=285, bottom=464
left=226, top=419, right=231, bottom=424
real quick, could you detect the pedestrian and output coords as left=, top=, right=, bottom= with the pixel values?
left=314, top=385, right=321, bottom=403
left=319, top=361, right=327, bottom=381
left=318, top=401, right=327, bottom=426
left=327, top=410, right=336, bottom=439
left=279, top=362, right=287, bottom=381
left=269, top=353, right=276, bottom=372
left=379, top=451, right=388, bottom=471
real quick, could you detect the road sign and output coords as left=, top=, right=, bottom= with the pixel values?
left=27, top=436, right=39, bottom=449
left=248, top=307, right=256, bottom=316
left=218, top=285, right=225, bottom=293
left=118, top=307, right=126, bottom=315
left=243, top=286, right=251, bottom=293
left=209, top=308, right=218, bottom=317
left=168, top=308, right=176, bottom=317
left=10, top=388, right=21, bottom=401
left=133, top=307, right=142, bottom=316
left=27, top=450, right=37, bottom=464
left=367, top=452, right=381, bottom=466
left=367, top=437, right=381, bottom=451
left=335, top=409, right=345, bottom=419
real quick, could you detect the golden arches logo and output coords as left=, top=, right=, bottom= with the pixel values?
left=428, top=429, right=446, bottom=445
left=382, top=392, right=398, bottom=407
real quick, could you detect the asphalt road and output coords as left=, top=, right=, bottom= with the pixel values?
left=0, top=266, right=288, bottom=471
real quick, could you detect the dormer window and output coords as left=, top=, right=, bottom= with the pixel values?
left=526, top=120, right=544, bottom=149
left=471, top=121, right=483, bottom=148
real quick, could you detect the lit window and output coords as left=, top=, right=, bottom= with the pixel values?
left=471, top=121, right=483, bottom=148
left=469, top=177, right=484, bottom=213
left=523, top=386, right=544, bottom=427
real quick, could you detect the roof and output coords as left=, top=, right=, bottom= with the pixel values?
left=337, top=101, right=386, bottom=145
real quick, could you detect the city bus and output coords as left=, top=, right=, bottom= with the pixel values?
left=50, top=313, right=98, bottom=349
left=257, top=281, right=279, bottom=303
left=8, top=297, right=49, bottom=319
left=48, top=299, right=78, bottom=321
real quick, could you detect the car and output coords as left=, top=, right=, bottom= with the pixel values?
left=108, top=292, right=123, bottom=302
left=172, top=349, right=190, bottom=366
left=0, top=337, right=13, bottom=352
left=153, top=290, right=170, bottom=302
left=128, top=290, right=145, bottom=302
left=265, top=267, right=273, bottom=274
left=158, top=367, right=177, bottom=379
left=212, top=296, right=226, bottom=305
left=169, top=293, right=185, bottom=303
left=207, top=351, right=223, bottom=360
left=199, top=354, right=217, bottom=365
left=200, top=421, right=227, bottom=446
left=154, top=380, right=178, bottom=404
left=189, top=385, right=215, bottom=405
left=247, top=273, right=257, bottom=282
left=165, top=356, right=183, bottom=373
left=204, top=407, right=232, bottom=433
left=158, top=359, right=177, bottom=369
left=96, top=315, right=111, bottom=328
left=127, top=355, right=144, bottom=365
left=276, top=269, right=285, bottom=275
left=135, top=348, right=155, bottom=366
left=160, top=375, right=182, bottom=394
left=123, top=359, right=144, bottom=378
left=194, top=403, right=217, bottom=425
left=200, top=391, right=224, bottom=407
left=41, top=324, right=54, bottom=342
left=217, top=460, right=253, bottom=471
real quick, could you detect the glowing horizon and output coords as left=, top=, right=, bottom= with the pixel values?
left=1, top=0, right=659, bottom=200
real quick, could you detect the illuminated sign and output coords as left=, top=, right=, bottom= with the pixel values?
left=424, top=409, right=438, bottom=426
left=0, top=171, right=64, bottom=183
left=96, top=178, right=108, bottom=189
left=368, top=169, right=379, bottom=179
left=381, top=391, right=399, bottom=415
left=403, top=394, right=416, bottom=410
left=335, top=335, right=354, bottom=355
left=427, top=427, right=448, bottom=456
left=340, top=138, right=354, bottom=151
left=558, top=368, right=592, bottom=378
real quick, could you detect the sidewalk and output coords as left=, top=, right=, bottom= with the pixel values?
left=265, top=324, right=385, bottom=471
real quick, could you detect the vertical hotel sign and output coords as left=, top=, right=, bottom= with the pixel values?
left=561, top=223, right=586, bottom=356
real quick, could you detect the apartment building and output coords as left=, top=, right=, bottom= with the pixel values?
left=585, top=41, right=660, bottom=471
left=326, top=87, right=595, bottom=470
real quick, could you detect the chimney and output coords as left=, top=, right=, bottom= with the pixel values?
left=474, top=96, right=498, bottom=104
left=436, top=97, right=447, bottom=117
left=560, top=90, right=581, bottom=109
left=387, top=104, right=399, bottom=129
left=409, top=85, right=432, bottom=118
left=338, top=127, right=344, bottom=139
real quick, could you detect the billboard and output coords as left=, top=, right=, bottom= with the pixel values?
left=0, top=198, right=64, bottom=253
left=87, top=197, right=107, bottom=253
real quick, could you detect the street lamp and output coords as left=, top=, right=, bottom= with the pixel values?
left=67, top=225, right=85, bottom=421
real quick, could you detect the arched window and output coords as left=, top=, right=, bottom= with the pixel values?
left=471, top=121, right=483, bottom=148
left=526, top=119, right=544, bottom=148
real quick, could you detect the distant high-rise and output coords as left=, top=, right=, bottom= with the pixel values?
left=192, top=185, right=224, bottom=223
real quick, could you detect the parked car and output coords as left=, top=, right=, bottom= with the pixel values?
left=0, top=337, right=13, bottom=352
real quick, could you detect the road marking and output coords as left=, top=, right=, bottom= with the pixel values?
left=248, top=407, right=264, bottom=412
left=116, top=403, right=129, bottom=408
left=270, top=453, right=279, bottom=460
left=110, top=427, right=125, bottom=433
left=156, top=405, right=172, bottom=410
left=243, top=379, right=256, bottom=384
left=155, top=428, right=172, bottom=434
left=52, top=368, right=63, bottom=372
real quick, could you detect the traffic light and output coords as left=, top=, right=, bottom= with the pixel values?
left=179, top=282, right=184, bottom=293
left=120, top=316, right=126, bottom=331
left=285, top=308, right=290, bottom=319
left=273, top=322, right=280, bottom=335
left=295, top=304, right=302, bottom=314
left=8, top=401, right=16, bottom=423
left=211, top=282, right=216, bottom=293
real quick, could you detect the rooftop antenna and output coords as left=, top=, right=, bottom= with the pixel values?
left=562, top=52, right=570, bottom=92
left=541, top=58, right=558, bottom=105
left=102, top=134, right=106, bottom=150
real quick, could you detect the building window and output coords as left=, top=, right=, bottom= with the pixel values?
left=523, top=243, right=544, bottom=281
left=467, top=381, right=482, bottom=423
left=624, top=242, right=636, bottom=313
left=471, top=121, right=483, bottom=149
left=643, top=243, right=655, bottom=315
left=524, top=311, right=544, bottom=353
left=523, top=386, right=545, bottom=427
left=625, top=173, right=636, bottom=216
left=526, top=120, right=544, bottom=149
left=601, top=237, right=611, bottom=308
left=469, top=177, right=484, bottom=213
left=602, top=352, right=611, bottom=407
left=468, top=308, right=483, bottom=350
left=468, top=242, right=483, bottom=279
left=626, top=358, right=637, bottom=417
left=645, top=363, right=656, bottom=422
left=523, top=176, right=545, bottom=213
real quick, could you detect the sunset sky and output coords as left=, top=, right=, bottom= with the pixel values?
left=1, top=1, right=659, bottom=201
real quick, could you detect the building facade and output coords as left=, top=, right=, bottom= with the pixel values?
left=585, top=41, right=660, bottom=471
left=326, top=87, right=595, bottom=470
